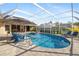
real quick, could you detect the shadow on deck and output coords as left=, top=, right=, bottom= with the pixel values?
left=9, top=43, right=79, bottom=56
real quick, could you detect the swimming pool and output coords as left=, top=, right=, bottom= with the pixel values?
left=28, top=33, right=70, bottom=48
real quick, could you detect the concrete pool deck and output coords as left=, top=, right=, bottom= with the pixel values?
left=0, top=38, right=79, bottom=56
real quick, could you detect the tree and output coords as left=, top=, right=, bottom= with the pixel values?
left=74, top=22, right=79, bottom=25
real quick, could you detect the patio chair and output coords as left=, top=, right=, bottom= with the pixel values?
left=12, top=33, right=24, bottom=43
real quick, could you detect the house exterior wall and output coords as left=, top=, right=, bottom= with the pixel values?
left=0, top=22, right=36, bottom=35
left=0, top=23, right=7, bottom=35
left=0, top=18, right=37, bottom=35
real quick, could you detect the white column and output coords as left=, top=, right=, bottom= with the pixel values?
left=44, top=24, right=45, bottom=33
left=36, top=26, right=38, bottom=32
left=50, top=23, right=51, bottom=34
left=10, top=25, right=12, bottom=34
left=59, top=22, right=60, bottom=34
left=25, top=26, right=27, bottom=33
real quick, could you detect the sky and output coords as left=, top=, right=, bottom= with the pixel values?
left=0, top=3, right=79, bottom=25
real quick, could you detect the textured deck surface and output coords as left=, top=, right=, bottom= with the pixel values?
left=0, top=38, right=79, bottom=56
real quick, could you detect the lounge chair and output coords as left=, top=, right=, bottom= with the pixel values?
left=63, top=31, right=78, bottom=38
left=71, top=32, right=78, bottom=37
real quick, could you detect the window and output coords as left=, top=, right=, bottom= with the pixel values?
left=12, top=25, right=17, bottom=32
left=5, top=25, right=10, bottom=33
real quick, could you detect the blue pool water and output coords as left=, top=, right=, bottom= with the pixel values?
left=28, top=33, right=70, bottom=48
left=12, top=33, right=70, bottom=48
